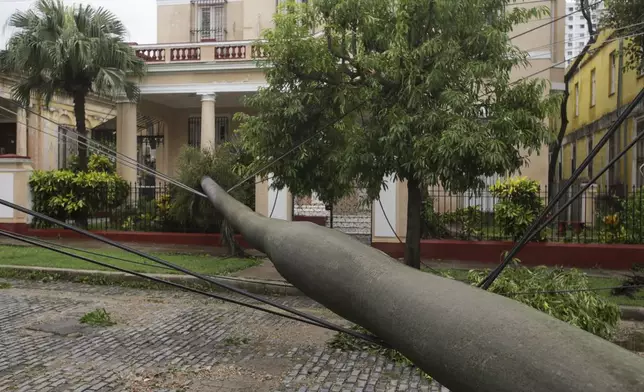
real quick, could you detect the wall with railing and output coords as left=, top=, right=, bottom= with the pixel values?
left=133, top=41, right=267, bottom=63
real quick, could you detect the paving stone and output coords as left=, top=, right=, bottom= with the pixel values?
left=0, top=279, right=447, bottom=391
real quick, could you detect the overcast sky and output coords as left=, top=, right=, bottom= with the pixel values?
left=0, top=0, right=157, bottom=47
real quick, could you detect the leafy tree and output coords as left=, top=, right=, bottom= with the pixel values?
left=0, top=0, right=145, bottom=171
left=237, top=0, right=558, bottom=268
left=171, top=142, right=255, bottom=254
left=604, top=0, right=644, bottom=72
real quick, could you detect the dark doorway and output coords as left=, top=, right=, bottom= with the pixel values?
left=0, top=123, right=17, bottom=155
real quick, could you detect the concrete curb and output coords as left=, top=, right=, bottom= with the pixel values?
left=620, top=306, right=644, bottom=321
left=0, top=265, right=304, bottom=296
left=1, top=265, right=643, bottom=319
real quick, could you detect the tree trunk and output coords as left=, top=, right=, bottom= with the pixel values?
left=201, top=176, right=644, bottom=392
left=73, top=92, right=88, bottom=172
left=548, top=86, right=569, bottom=200
left=404, top=178, right=422, bottom=269
left=548, top=2, right=595, bottom=199
left=73, top=92, right=88, bottom=229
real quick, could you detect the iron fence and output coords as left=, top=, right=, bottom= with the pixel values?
left=81, top=182, right=223, bottom=233
left=423, top=184, right=644, bottom=244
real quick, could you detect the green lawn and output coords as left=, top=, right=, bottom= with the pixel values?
left=425, top=267, right=644, bottom=307
left=0, top=245, right=260, bottom=276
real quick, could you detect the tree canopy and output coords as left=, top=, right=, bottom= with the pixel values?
left=604, top=0, right=644, bottom=71
left=237, top=0, right=559, bottom=267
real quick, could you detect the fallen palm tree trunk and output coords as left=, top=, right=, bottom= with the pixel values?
left=201, top=177, right=644, bottom=392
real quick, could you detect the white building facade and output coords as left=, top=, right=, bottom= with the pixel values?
left=565, top=0, right=604, bottom=66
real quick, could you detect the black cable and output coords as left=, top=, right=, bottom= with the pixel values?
left=480, top=87, right=644, bottom=289
left=509, top=0, right=603, bottom=40
left=1, top=233, right=176, bottom=272
left=0, top=198, right=382, bottom=344
left=0, top=228, right=386, bottom=344
left=498, top=97, right=644, bottom=260
left=269, top=188, right=280, bottom=218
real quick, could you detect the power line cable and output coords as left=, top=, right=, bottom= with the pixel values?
left=0, top=101, right=203, bottom=196
left=505, top=31, right=644, bottom=87
left=5, top=235, right=176, bottom=272
left=0, top=227, right=385, bottom=344
left=522, top=21, right=644, bottom=54
left=479, top=87, right=644, bottom=289
left=509, top=0, right=604, bottom=40
left=227, top=103, right=366, bottom=193
left=0, top=196, right=383, bottom=344
left=0, top=104, right=206, bottom=198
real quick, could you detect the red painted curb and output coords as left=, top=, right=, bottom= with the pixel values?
left=372, top=240, right=643, bottom=270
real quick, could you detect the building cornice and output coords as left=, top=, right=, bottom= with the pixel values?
left=139, top=82, right=268, bottom=95
left=144, top=61, right=264, bottom=73
left=157, top=0, right=242, bottom=5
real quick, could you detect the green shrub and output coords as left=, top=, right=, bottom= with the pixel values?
left=171, top=142, right=255, bottom=252
left=621, top=187, right=644, bottom=243
left=490, top=177, right=544, bottom=241
left=420, top=197, right=448, bottom=239
left=597, top=213, right=627, bottom=244
left=29, top=154, right=130, bottom=227
left=467, top=261, right=621, bottom=339
left=442, top=206, right=482, bottom=240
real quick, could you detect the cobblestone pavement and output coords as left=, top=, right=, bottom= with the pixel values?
left=0, top=279, right=447, bottom=392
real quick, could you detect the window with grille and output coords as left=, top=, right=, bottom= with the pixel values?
left=609, top=51, right=617, bottom=95
left=187, top=116, right=229, bottom=147
left=590, top=68, right=596, bottom=107
left=188, top=116, right=201, bottom=148
left=58, top=126, right=78, bottom=169
left=191, top=0, right=226, bottom=42
left=574, top=82, right=580, bottom=116
left=216, top=116, right=229, bottom=143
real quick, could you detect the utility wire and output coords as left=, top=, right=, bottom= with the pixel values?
left=511, top=31, right=644, bottom=86
left=227, top=103, right=366, bottom=193
left=0, top=197, right=383, bottom=345
left=0, top=228, right=385, bottom=344
left=522, top=21, right=644, bottom=54
left=509, top=0, right=603, bottom=40
left=0, top=104, right=206, bottom=198
left=6, top=234, right=176, bottom=272
left=479, top=87, right=644, bottom=289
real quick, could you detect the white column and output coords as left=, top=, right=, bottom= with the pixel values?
left=16, top=108, right=27, bottom=156
left=267, top=174, right=291, bottom=220
left=200, top=93, right=216, bottom=150
left=116, top=100, right=138, bottom=185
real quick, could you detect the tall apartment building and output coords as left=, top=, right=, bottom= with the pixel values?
left=565, top=0, right=604, bottom=66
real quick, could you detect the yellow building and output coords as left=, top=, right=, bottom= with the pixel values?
left=561, top=29, right=644, bottom=193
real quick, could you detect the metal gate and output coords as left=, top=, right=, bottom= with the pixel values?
left=293, top=189, right=372, bottom=245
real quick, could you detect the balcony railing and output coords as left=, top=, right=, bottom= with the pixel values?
left=132, top=40, right=267, bottom=64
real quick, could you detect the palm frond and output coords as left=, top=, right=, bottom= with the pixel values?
left=0, top=0, right=145, bottom=104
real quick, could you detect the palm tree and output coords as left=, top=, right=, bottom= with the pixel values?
left=0, top=0, right=145, bottom=171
